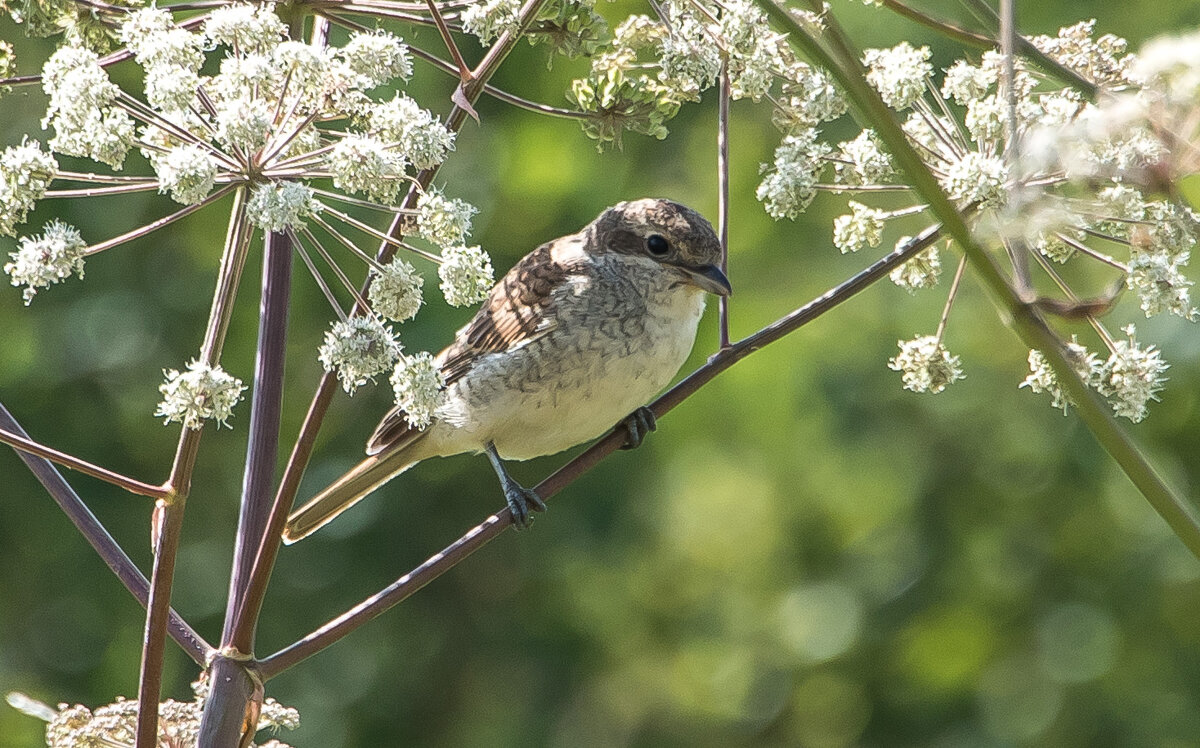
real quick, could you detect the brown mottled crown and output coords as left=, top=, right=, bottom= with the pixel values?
left=588, top=198, right=722, bottom=269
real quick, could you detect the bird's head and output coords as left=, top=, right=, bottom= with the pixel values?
left=590, top=198, right=732, bottom=297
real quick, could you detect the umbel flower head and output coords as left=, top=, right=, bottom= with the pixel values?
left=888, top=336, right=964, bottom=394
left=155, top=360, right=247, bottom=430
left=318, top=316, right=401, bottom=395
left=2, top=3, right=504, bottom=421
left=4, top=219, right=85, bottom=303
left=391, top=351, right=444, bottom=428
left=7, top=677, right=299, bottom=747
left=749, top=16, right=1199, bottom=422
left=3, top=3, right=479, bottom=297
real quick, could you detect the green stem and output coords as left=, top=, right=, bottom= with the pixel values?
left=757, top=0, right=1200, bottom=559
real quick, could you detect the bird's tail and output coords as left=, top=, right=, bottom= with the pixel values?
left=282, top=442, right=421, bottom=544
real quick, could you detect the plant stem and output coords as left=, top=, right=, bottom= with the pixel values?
left=135, top=186, right=253, bottom=746
left=717, top=65, right=731, bottom=350
left=196, top=230, right=293, bottom=746
left=257, top=225, right=944, bottom=678
left=0, top=403, right=212, bottom=664
left=0, top=426, right=166, bottom=498
left=762, top=0, right=1200, bottom=558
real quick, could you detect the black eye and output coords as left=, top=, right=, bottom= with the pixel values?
left=646, top=234, right=670, bottom=257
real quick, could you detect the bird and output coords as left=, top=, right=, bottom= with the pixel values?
left=282, top=198, right=731, bottom=543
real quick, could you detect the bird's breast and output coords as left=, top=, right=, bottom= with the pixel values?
left=432, top=263, right=707, bottom=461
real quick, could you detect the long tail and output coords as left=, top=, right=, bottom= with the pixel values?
left=282, top=444, right=420, bottom=544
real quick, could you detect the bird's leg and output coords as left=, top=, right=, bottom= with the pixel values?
left=485, top=442, right=546, bottom=529
left=618, top=406, right=657, bottom=450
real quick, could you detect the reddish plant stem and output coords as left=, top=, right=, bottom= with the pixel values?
left=0, top=403, right=212, bottom=664
left=136, top=191, right=250, bottom=747
left=0, top=426, right=165, bottom=498
left=197, top=230, right=294, bottom=746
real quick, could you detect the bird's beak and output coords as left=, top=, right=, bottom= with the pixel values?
left=678, top=263, right=733, bottom=297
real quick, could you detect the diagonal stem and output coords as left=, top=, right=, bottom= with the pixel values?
left=763, top=0, right=1200, bottom=558
left=0, top=403, right=211, bottom=665
left=424, top=0, right=475, bottom=80
left=136, top=189, right=253, bottom=747
left=257, top=226, right=944, bottom=678
left=0, top=427, right=166, bottom=498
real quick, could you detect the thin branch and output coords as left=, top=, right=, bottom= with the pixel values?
left=45, top=183, right=163, bottom=198
left=998, top=0, right=1031, bottom=294
left=136, top=492, right=186, bottom=748
left=257, top=225, right=945, bottom=678
left=404, top=43, right=591, bottom=120
left=425, top=0, right=474, bottom=80
left=953, top=0, right=1098, bottom=98
left=0, top=403, right=211, bottom=665
left=717, top=65, right=731, bottom=350
left=765, top=0, right=1200, bottom=559
left=0, top=427, right=166, bottom=498
left=935, top=252, right=968, bottom=341
left=200, top=188, right=253, bottom=363
left=84, top=185, right=238, bottom=257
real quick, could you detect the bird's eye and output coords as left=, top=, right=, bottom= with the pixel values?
left=646, top=234, right=670, bottom=257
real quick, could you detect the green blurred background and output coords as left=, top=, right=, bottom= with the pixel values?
left=4, top=1, right=1200, bottom=745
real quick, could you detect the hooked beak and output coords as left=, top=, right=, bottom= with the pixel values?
left=677, top=263, right=732, bottom=297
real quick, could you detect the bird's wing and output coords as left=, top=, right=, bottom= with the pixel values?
left=365, top=236, right=587, bottom=455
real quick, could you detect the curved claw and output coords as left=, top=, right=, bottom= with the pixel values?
left=619, top=406, right=657, bottom=450
left=505, top=484, right=547, bottom=530
left=486, top=441, right=546, bottom=530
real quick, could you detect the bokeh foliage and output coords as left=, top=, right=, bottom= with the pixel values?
left=4, top=1, right=1200, bottom=745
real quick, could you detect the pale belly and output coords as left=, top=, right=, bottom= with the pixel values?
left=426, top=287, right=706, bottom=461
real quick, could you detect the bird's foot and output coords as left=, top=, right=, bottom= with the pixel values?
left=619, top=406, right=657, bottom=450
left=485, top=441, right=546, bottom=529
left=503, top=481, right=546, bottom=530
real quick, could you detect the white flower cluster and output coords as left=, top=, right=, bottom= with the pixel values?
left=832, top=201, right=886, bottom=254
left=863, top=42, right=932, bottom=110
left=318, top=316, right=401, bottom=394
left=390, top=351, right=444, bottom=428
left=889, top=245, right=941, bottom=293
left=416, top=189, right=477, bottom=248
left=155, top=144, right=219, bottom=206
left=155, top=360, right=247, bottom=429
left=370, top=257, right=425, bottom=323
left=246, top=181, right=322, bottom=233
left=40, top=46, right=135, bottom=169
left=461, top=0, right=522, bottom=44
left=10, top=678, right=298, bottom=747
left=0, top=141, right=57, bottom=237
left=888, top=336, right=965, bottom=394
left=1022, top=326, right=1168, bottom=422
left=328, top=136, right=408, bottom=205
left=4, top=220, right=86, bottom=303
left=756, top=129, right=833, bottom=220
left=1020, top=338, right=1103, bottom=414
left=438, top=245, right=495, bottom=307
